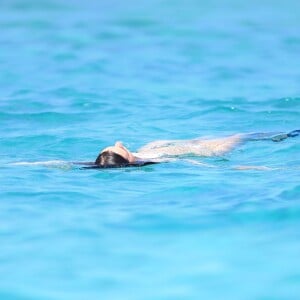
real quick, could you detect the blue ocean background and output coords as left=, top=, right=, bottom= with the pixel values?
left=1, top=0, right=300, bottom=299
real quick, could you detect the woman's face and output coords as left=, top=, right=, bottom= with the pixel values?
left=101, top=142, right=135, bottom=163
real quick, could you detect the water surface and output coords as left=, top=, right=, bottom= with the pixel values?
left=1, top=0, right=300, bottom=299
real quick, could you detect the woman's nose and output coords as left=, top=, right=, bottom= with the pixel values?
left=115, top=141, right=123, bottom=147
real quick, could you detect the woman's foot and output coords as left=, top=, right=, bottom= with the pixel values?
left=287, top=130, right=300, bottom=138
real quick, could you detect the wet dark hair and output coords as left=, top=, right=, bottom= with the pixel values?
left=88, top=150, right=158, bottom=169
left=95, top=151, right=130, bottom=168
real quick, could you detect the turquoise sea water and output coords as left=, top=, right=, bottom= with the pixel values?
left=1, top=0, right=300, bottom=299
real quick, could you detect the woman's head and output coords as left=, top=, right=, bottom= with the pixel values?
left=95, top=142, right=136, bottom=168
left=95, top=151, right=130, bottom=167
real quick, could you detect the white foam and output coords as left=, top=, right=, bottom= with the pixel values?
left=10, top=160, right=69, bottom=167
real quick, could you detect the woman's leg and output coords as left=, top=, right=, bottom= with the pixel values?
left=202, top=130, right=300, bottom=156
left=242, top=132, right=285, bottom=141
left=198, top=134, right=244, bottom=156
left=287, top=129, right=300, bottom=138
left=242, top=130, right=300, bottom=142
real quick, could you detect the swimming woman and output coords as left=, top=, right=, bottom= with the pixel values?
left=92, top=130, right=300, bottom=168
